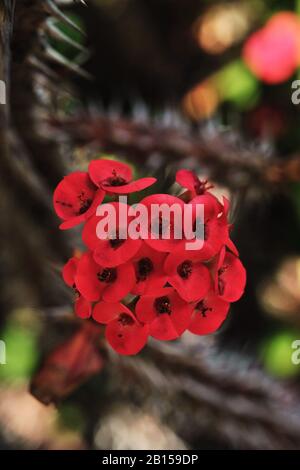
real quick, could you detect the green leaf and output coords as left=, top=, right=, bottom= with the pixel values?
left=214, top=60, right=260, bottom=109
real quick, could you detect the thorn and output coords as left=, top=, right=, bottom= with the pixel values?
left=44, top=0, right=86, bottom=36
left=40, top=40, right=93, bottom=80
left=44, top=18, right=88, bottom=53
left=27, top=56, right=76, bottom=97
left=27, top=55, right=60, bottom=82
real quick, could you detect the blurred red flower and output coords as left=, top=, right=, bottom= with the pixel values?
left=243, top=12, right=300, bottom=84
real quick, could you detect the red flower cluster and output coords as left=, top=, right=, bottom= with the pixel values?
left=54, top=160, right=246, bottom=355
left=243, top=12, right=300, bottom=84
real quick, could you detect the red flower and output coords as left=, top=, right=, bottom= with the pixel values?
left=56, top=163, right=246, bottom=355
left=88, top=159, right=156, bottom=194
left=132, top=243, right=168, bottom=295
left=184, top=195, right=228, bottom=259
left=62, top=256, right=92, bottom=319
left=53, top=172, right=105, bottom=230
left=243, top=12, right=300, bottom=84
left=135, top=288, right=193, bottom=340
left=140, top=194, right=185, bottom=252
left=214, top=248, right=246, bottom=302
left=92, top=301, right=149, bottom=355
left=189, top=291, right=230, bottom=335
left=164, top=252, right=211, bottom=302
left=82, top=202, right=142, bottom=267
left=176, top=169, right=214, bottom=198
left=75, top=252, right=135, bottom=302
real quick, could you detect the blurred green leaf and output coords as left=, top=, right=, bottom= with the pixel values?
left=260, top=330, right=300, bottom=378
left=215, top=60, right=260, bottom=109
left=0, top=324, right=39, bottom=381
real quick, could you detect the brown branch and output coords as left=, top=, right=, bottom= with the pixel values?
left=50, top=114, right=300, bottom=189
left=108, top=340, right=300, bottom=449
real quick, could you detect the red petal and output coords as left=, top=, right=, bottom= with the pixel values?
left=167, top=290, right=193, bottom=337
left=141, top=193, right=185, bottom=207
left=75, top=297, right=92, bottom=319
left=84, top=188, right=105, bottom=218
left=105, top=314, right=149, bottom=355
left=83, top=202, right=141, bottom=266
left=102, top=262, right=136, bottom=302
left=165, top=254, right=211, bottom=302
left=149, top=315, right=179, bottom=341
left=132, top=243, right=168, bottom=295
left=93, top=238, right=142, bottom=267
left=136, top=288, right=192, bottom=340
left=135, top=293, right=160, bottom=324
left=176, top=169, right=199, bottom=192
left=88, top=159, right=132, bottom=188
left=189, top=194, right=222, bottom=222
left=58, top=189, right=104, bottom=230
left=105, top=177, right=157, bottom=194
left=59, top=215, right=85, bottom=230
left=217, top=252, right=246, bottom=302
left=189, top=291, right=230, bottom=335
left=62, top=257, right=79, bottom=287
left=135, top=287, right=173, bottom=324
left=93, top=301, right=132, bottom=324
left=53, top=172, right=97, bottom=222
left=141, top=194, right=185, bottom=253
left=75, top=252, right=105, bottom=302
left=82, top=214, right=99, bottom=250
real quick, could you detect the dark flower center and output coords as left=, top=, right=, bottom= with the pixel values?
left=109, top=238, right=125, bottom=249
left=55, top=200, right=73, bottom=208
left=118, top=313, right=134, bottom=326
left=195, top=300, right=212, bottom=317
left=177, top=260, right=193, bottom=279
left=106, top=169, right=127, bottom=187
left=78, top=199, right=92, bottom=215
left=77, top=191, right=92, bottom=215
left=137, top=257, right=154, bottom=282
left=154, top=296, right=171, bottom=314
left=72, top=283, right=80, bottom=298
left=195, top=180, right=213, bottom=195
left=97, top=268, right=117, bottom=283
